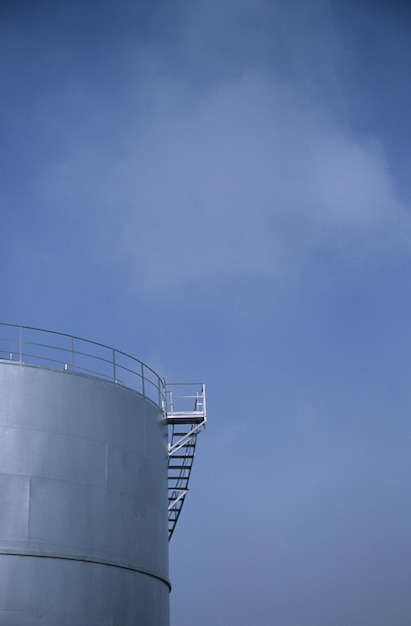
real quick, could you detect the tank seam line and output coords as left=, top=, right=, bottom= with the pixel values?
left=0, top=550, right=171, bottom=590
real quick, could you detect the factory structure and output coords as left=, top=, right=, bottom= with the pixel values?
left=0, top=323, right=206, bottom=625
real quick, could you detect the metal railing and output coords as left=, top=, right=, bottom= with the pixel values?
left=166, top=383, right=207, bottom=539
left=166, top=383, right=207, bottom=423
left=0, top=323, right=165, bottom=407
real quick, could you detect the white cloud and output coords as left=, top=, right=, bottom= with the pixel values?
left=33, top=3, right=411, bottom=297
left=109, top=76, right=410, bottom=290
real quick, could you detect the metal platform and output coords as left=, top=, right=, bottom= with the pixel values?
left=165, top=383, right=207, bottom=540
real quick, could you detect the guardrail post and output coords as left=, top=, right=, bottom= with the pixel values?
left=19, top=326, right=23, bottom=363
left=141, top=363, right=145, bottom=397
left=113, top=349, right=117, bottom=383
left=202, top=383, right=206, bottom=418
left=71, top=336, right=75, bottom=370
left=158, top=379, right=162, bottom=410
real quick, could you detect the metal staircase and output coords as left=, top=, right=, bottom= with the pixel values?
left=166, top=383, right=207, bottom=540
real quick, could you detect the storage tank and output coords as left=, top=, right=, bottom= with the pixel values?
left=0, top=324, right=206, bottom=625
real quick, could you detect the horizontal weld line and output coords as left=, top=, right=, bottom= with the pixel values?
left=0, top=550, right=171, bottom=591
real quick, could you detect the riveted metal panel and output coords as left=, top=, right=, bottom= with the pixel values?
left=0, top=427, right=107, bottom=486
left=0, top=362, right=169, bottom=625
left=0, top=475, right=30, bottom=542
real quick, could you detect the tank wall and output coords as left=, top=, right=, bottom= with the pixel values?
left=0, top=362, right=170, bottom=625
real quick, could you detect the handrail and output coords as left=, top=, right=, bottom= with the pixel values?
left=0, top=323, right=165, bottom=406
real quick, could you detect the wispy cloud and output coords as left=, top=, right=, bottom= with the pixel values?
left=30, top=0, right=411, bottom=297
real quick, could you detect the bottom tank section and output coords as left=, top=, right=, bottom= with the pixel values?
left=0, top=556, right=170, bottom=625
left=0, top=362, right=170, bottom=625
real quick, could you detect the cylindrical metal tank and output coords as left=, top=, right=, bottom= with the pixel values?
left=0, top=325, right=170, bottom=625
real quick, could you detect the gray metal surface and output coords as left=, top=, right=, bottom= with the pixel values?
left=0, top=362, right=170, bottom=625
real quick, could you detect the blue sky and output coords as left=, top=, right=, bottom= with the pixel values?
left=1, top=1, right=411, bottom=624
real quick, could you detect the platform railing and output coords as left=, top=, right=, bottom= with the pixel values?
left=165, top=382, right=207, bottom=539
left=0, top=323, right=165, bottom=407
